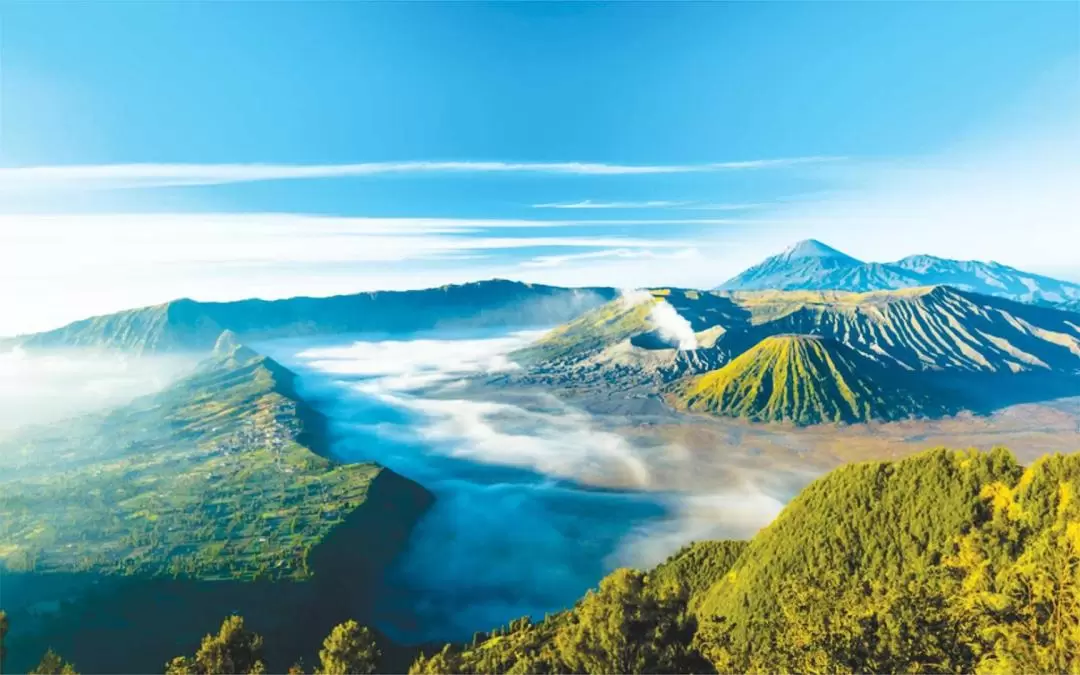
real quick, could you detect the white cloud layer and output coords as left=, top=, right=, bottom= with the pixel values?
left=0, top=157, right=841, bottom=190
left=532, top=200, right=764, bottom=211
left=532, top=200, right=691, bottom=209
left=255, top=330, right=786, bottom=640
left=519, top=247, right=700, bottom=269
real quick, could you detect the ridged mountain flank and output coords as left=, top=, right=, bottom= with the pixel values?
left=669, top=335, right=955, bottom=425
left=722, top=285, right=1080, bottom=373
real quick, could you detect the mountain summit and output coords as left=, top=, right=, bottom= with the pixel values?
left=779, top=239, right=860, bottom=262
left=719, top=241, right=1080, bottom=307
left=717, top=240, right=904, bottom=293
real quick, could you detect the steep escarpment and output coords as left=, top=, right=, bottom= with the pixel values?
left=12, top=280, right=616, bottom=354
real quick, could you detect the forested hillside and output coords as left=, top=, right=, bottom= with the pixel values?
left=408, top=448, right=1080, bottom=674
left=4, top=448, right=1076, bottom=673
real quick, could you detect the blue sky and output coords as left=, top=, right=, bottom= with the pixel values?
left=1, top=1, right=1078, bottom=334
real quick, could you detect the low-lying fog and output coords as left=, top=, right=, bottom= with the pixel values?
left=0, top=348, right=195, bottom=435
left=257, top=330, right=791, bottom=643
left=9, top=328, right=1073, bottom=646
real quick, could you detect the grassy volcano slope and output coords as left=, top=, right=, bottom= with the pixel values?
left=0, top=332, right=432, bottom=581
left=670, top=334, right=955, bottom=425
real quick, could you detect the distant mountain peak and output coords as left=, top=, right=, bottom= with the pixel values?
left=780, top=239, right=859, bottom=262
left=716, top=239, right=869, bottom=291
left=719, top=242, right=1080, bottom=306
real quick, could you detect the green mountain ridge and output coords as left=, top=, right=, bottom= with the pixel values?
left=0, top=338, right=432, bottom=581
left=8, top=280, right=616, bottom=354
left=1, top=337, right=435, bottom=672
left=668, top=335, right=956, bottom=425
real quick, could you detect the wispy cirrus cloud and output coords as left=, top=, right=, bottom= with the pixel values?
left=532, top=200, right=692, bottom=209
left=2, top=210, right=723, bottom=335
left=532, top=199, right=766, bottom=211
left=0, top=157, right=842, bottom=190
left=519, top=247, right=700, bottom=268
left=0, top=212, right=749, bottom=236
left=687, top=203, right=766, bottom=211
left=0, top=213, right=702, bottom=271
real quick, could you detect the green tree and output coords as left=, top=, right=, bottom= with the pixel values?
left=317, top=620, right=380, bottom=675
left=165, top=615, right=265, bottom=675
left=967, top=522, right=1080, bottom=673
left=0, top=610, right=8, bottom=675
left=29, top=649, right=77, bottom=675
left=409, top=645, right=457, bottom=675
left=554, top=568, right=704, bottom=674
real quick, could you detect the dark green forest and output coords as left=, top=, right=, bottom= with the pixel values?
left=4, top=447, right=1077, bottom=674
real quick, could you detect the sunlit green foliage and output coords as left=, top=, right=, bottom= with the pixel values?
left=697, top=447, right=1021, bottom=622
left=554, top=569, right=705, bottom=674
left=696, top=448, right=1080, bottom=673
left=409, top=567, right=706, bottom=674
left=411, top=447, right=1080, bottom=675
left=7, top=446, right=1078, bottom=674
left=316, top=620, right=381, bottom=675
left=649, top=540, right=747, bottom=608
left=28, top=649, right=78, bottom=675
left=165, top=615, right=266, bottom=675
